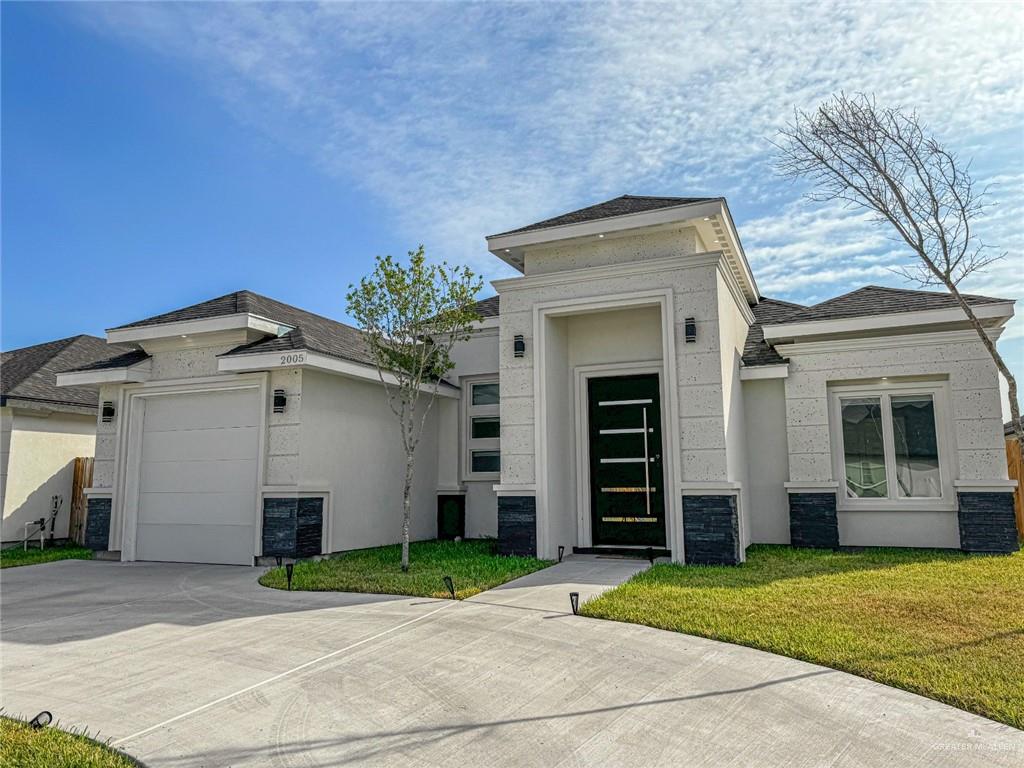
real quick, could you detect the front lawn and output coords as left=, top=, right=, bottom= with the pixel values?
left=581, top=545, right=1024, bottom=729
left=0, top=542, right=92, bottom=569
left=259, top=539, right=551, bottom=599
left=0, top=715, right=139, bottom=768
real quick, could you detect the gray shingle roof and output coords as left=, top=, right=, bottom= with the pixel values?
left=474, top=295, right=499, bottom=318
left=107, top=290, right=376, bottom=367
left=775, top=285, right=1010, bottom=324
left=62, top=349, right=152, bottom=373
left=492, top=195, right=716, bottom=237
left=1, top=335, right=137, bottom=409
left=742, top=298, right=805, bottom=367
left=742, top=285, right=1014, bottom=367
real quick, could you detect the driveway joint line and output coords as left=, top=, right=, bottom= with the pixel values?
left=111, top=600, right=454, bottom=746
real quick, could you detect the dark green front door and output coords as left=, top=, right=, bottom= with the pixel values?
left=587, top=374, right=666, bottom=547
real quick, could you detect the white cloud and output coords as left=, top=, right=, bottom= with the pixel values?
left=72, top=0, right=1024, bottom=405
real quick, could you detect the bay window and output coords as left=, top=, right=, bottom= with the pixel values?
left=829, top=382, right=952, bottom=509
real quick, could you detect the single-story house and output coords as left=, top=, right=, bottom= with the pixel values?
left=56, top=195, right=1020, bottom=565
left=1, top=335, right=135, bottom=543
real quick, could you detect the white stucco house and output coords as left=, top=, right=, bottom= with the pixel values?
left=55, top=195, right=1020, bottom=565
left=1, top=335, right=135, bottom=543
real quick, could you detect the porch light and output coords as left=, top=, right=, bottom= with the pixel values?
left=285, top=562, right=294, bottom=591
left=558, top=545, right=565, bottom=563
left=101, top=401, right=115, bottom=423
left=569, top=591, right=580, bottom=615
left=684, top=318, right=697, bottom=343
left=273, top=389, right=287, bottom=413
left=513, top=335, right=525, bottom=358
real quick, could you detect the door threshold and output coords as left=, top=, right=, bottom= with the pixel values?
left=573, top=546, right=670, bottom=559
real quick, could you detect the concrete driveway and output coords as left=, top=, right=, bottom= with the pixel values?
left=1, top=558, right=1021, bottom=767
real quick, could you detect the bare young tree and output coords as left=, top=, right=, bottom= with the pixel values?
left=347, top=246, right=482, bottom=571
left=774, top=92, right=1021, bottom=444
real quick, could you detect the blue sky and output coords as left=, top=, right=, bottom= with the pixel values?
left=3, top=2, right=1022, bottom=407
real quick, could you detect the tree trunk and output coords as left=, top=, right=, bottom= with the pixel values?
left=401, top=453, right=414, bottom=572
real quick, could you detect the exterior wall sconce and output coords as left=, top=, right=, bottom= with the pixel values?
left=513, top=335, right=526, bottom=358
left=101, top=402, right=115, bottom=423
left=273, top=389, right=287, bottom=413
left=684, top=317, right=697, bottom=343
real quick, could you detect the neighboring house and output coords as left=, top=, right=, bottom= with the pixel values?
left=57, top=195, right=1020, bottom=565
left=1, top=335, right=134, bottom=543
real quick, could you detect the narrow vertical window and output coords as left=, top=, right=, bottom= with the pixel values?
left=840, top=397, right=888, bottom=498
left=465, top=378, right=500, bottom=478
left=890, top=395, right=940, bottom=498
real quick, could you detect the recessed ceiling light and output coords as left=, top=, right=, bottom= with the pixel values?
left=703, top=217, right=711, bottom=221
left=181, top=335, right=188, bottom=339
left=504, top=249, right=510, bottom=253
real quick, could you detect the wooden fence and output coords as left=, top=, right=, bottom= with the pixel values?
left=69, top=457, right=94, bottom=545
left=1007, top=437, right=1024, bottom=542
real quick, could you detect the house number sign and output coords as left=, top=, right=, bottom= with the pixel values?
left=279, top=353, right=306, bottom=365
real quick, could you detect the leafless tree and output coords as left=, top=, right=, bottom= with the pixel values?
left=774, top=92, right=1021, bottom=444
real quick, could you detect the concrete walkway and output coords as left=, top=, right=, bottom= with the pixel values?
left=1, top=557, right=1021, bottom=767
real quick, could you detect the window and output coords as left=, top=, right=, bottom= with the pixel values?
left=465, top=378, right=500, bottom=478
left=829, top=382, right=952, bottom=510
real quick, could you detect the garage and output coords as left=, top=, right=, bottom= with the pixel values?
left=135, top=387, right=260, bottom=565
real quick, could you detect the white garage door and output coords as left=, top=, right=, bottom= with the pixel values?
left=135, top=388, right=260, bottom=565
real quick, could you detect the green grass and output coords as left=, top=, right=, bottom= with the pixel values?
left=0, top=716, right=139, bottom=768
left=0, top=542, right=92, bottom=569
left=581, top=545, right=1024, bottom=729
left=259, top=539, right=551, bottom=599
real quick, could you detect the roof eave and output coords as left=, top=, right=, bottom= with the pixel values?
left=486, top=198, right=758, bottom=303
left=486, top=197, right=726, bottom=254
left=107, top=313, right=293, bottom=345
left=762, top=301, right=1015, bottom=343
left=56, top=358, right=154, bottom=388
left=218, top=348, right=460, bottom=398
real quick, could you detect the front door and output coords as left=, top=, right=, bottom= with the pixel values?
left=587, top=374, right=666, bottom=547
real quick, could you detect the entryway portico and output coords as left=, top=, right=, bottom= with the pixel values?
left=523, top=289, right=684, bottom=561
left=487, top=196, right=763, bottom=565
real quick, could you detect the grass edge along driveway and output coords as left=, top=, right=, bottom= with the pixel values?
left=0, top=715, right=141, bottom=768
left=582, top=544, right=1023, bottom=729
left=0, top=542, right=92, bottom=569
left=260, top=539, right=552, bottom=599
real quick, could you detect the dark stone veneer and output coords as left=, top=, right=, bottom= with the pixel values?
left=262, top=497, right=324, bottom=559
left=958, top=492, right=1020, bottom=554
left=84, top=496, right=112, bottom=551
left=497, top=495, right=536, bottom=557
left=682, top=494, right=741, bottom=565
left=788, top=492, right=840, bottom=549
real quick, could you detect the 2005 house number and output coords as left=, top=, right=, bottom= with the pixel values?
left=279, top=353, right=306, bottom=365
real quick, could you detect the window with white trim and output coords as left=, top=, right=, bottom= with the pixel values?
left=464, top=378, right=500, bottom=478
left=828, top=381, right=954, bottom=510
